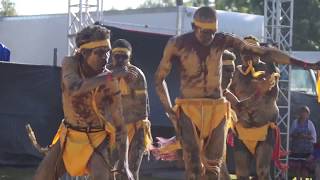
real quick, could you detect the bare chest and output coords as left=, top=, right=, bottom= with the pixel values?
left=178, top=47, right=223, bottom=87
left=66, top=85, right=111, bottom=126
left=179, top=47, right=221, bottom=74
left=233, top=72, right=257, bottom=99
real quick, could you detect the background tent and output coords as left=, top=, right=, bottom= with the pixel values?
left=0, top=62, right=63, bottom=165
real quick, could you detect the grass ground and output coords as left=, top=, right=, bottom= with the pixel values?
left=0, top=167, right=174, bottom=180
left=0, top=167, right=238, bottom=180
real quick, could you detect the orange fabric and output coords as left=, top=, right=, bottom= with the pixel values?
left=51, top=123, right=111, bottom=176
left=153, top=106, right=235, bottom=163
left=235, top=122, right=288, bottom=172
left=174, top=98, right=230, bottom=174
left=156, top=102, right=234, bottom=154
left=235, top=122, right=275, bottom=155
left=127, top=119, right=153, bottom=151
left=174, top=98, right=230, bottom=139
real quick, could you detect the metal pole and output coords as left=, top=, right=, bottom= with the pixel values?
left=176, top=6, right=183, bottom=35
left=276, top=0, right=281, bottom=48
left=285, top=2, right=294, bottom=180
left=68, top=0, right=72, bottom=55
left=79, top=0, right=83, bottom=27
left=96, top=0, right=100, bottom=21
left=289, top=0, right=294, bottom=50
left=264, top=0, right=268, bottom=41
left=176, top=0, right=183, bottom=35
left=100, top=0, right=103, bottom=22
left=53, top=48, right=57, bottom=66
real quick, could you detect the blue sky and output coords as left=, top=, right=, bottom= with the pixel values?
left=11, top=0, right=146, bottom=15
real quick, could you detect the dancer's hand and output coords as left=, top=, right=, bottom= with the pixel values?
left=112, top=66, right=139, bottom=80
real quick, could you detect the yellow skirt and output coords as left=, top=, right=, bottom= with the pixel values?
left=174, top=98, right=230, bottom=139
left=234, top=122, right=276, bottom=155
left=127, top=118, right=153, bottom=151
left=51, top=123, right=112, bottom=176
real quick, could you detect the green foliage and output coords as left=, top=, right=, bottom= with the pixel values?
left=216, top=0, right=263, bottom=14
left=192, top=0, right=210, bottom=6
left=291, top=0, right=320, bottom=50
left=139, top=0, right=211, bottom=8
left=216, top=0, right=320, bottom=51
left=139, top=0, right=175, bottom=8
left=0, top=0, right=17, bottom=16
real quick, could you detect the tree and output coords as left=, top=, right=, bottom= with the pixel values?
left=215, top=0, right=320, bottom=51
left=0, top=0, right=17, bottom=16
left=291, top=0, right=320, bottom=51
left=139, top=0, right=175, bottom=8
left=216, top=0, right=263, bottom=15
left=192, top=0, right=211, bottom=6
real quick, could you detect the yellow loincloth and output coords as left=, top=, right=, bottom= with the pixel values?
left=174, top=98, right=230, bottom=139
left=51, top=122, right=113, bottom=176
left=157, top=106, right=236, bottom=155
left=127, top=119, right=153, bottom=151
left=234, top=122, right=276, bottom=155
left=174, top=98, right=230, bottom=174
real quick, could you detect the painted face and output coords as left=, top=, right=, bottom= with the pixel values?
left=222, top=65, right=235, bottom=89
left=112, top=51, right=130, bottom=67
left=194, top=26, right=216, bottom=46
left=85, top=46, right=110, bottom=72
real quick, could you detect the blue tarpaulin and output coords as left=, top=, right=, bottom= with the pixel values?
left=0, top=43, right=10, bottom=62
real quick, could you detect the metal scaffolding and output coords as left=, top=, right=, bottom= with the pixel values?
left=67, top=0, right=104, bottom=55
left=264, top=0, right=294, bottom=179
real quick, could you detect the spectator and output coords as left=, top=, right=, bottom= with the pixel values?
left=289, top=105, right=317, bottom=179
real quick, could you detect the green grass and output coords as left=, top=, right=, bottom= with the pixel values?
left=0, top=167, right=35, bottom=180
left=0, top=167, right=175, bottom=180
left=0, top=167, right=238, bottom=180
